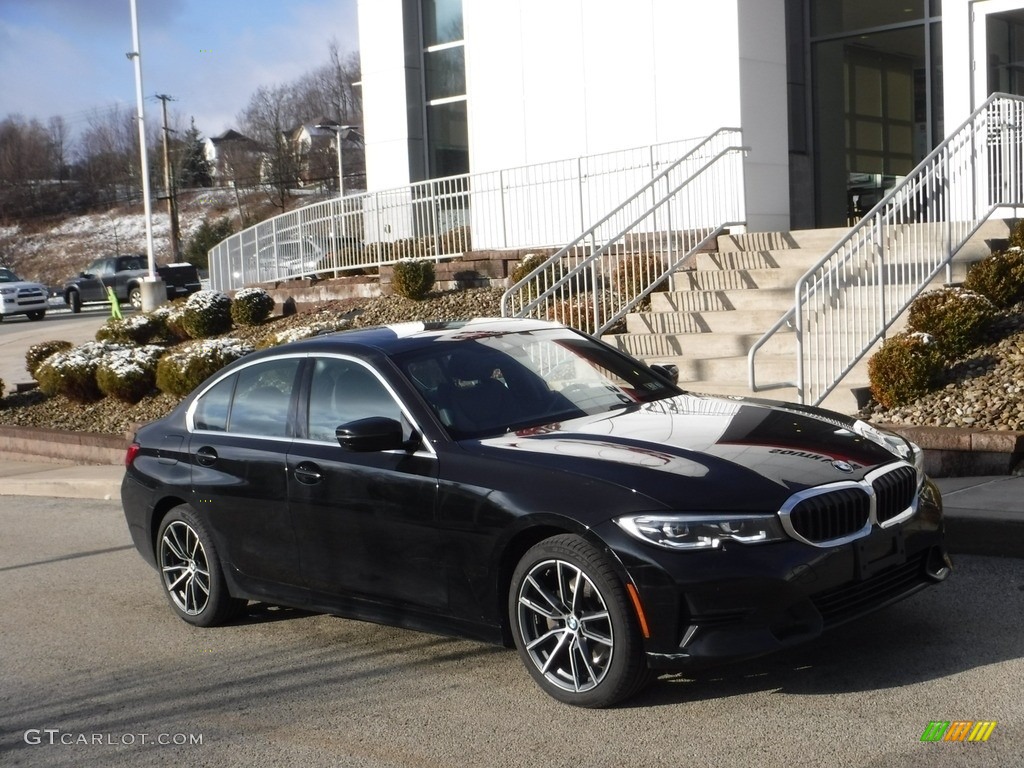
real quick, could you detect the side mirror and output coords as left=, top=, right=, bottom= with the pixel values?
left=650, top=363, right=680, bottom=385
left=80, top=272, right=95, bottom=279
left=336, top=417, right=406, bottom=452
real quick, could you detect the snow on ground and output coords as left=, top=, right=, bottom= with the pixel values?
left=1, top=188, right=242, bottom=288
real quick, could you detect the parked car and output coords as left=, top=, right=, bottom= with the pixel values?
left=63, top=255, right=201, bottom=312
left=121, top=318, right=950, bottom=707
left=0, top=267, right=48, bottom=321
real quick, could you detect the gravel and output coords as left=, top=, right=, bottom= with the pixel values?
left=2, top=287, right=1022, bottom=437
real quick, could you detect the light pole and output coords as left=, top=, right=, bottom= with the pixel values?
left=314, top=124, right=358, bottom=197
left=128, top=0, right=165, bottom=310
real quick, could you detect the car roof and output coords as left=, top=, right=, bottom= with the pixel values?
left=272, top=317, right=566, bottom=357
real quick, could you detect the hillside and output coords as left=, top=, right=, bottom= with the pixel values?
left=0, top=188, right=285, bottom=289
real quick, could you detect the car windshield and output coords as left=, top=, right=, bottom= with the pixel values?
left=0, top=268, right=23, bottom=283
left=394, top=327, right=680, bottom=439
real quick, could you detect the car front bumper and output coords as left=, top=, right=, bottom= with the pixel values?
left=592, top=479, right=948, bottom=669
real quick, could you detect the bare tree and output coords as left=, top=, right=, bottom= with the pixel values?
left=47, top=116, right=73, bottom=185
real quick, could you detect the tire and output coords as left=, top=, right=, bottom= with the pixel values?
left=128, top=286, right=142, bottom=309
left=156, top=504, right=247, bottom=627
left=27, top=310, right=45, bottom=321
left=68, top=290, right=81, bottom=313
left=509, top=534, right=650, bottom=708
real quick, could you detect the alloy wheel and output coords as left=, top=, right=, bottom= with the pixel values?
left=516, top=558, right=614, bottom=693
left=159, top=520, right=212, bottom=616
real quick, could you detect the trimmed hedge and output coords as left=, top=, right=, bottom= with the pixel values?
left=34, top=341, right=123, bottom=403
left=231, top=287, right=275, bottom=326
left=907, top=287, right=996, bottom=359
left=25, top=340, right=74, bottom=377
left=96, top=346, right=164, bottom=403
left=179, top=290, right=233, bottom=339
left=156, top=338, right=254, bottom=397
left=868, top=332, right=945, bottom=409
left=390, top=259, right=436, bottom=300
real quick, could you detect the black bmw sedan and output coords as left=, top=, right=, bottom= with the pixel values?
left=122, top=317, right=950, bottom=707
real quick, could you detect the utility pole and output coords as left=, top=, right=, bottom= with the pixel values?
left=155, top=94, right=180, bottom=259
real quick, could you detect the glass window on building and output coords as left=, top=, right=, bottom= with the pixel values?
left=988, top=9, right=1024, bottom=97
left=422, top=0, right=468, bottom=179
left=805, top=0, right=942, bottom=226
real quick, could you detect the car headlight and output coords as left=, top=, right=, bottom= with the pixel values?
left=852, top=420, right=925, bottom=482
left=615, top=513, right=787, bottom=551
left=0, top=287, right=15, bottom=296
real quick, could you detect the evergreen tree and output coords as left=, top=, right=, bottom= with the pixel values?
left=178, top=118, right=212, bottom=188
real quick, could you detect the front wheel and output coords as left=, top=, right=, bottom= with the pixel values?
left=27, top=310, right=45, bottom=321
left=509, top=534, right=651, bottom=707
left=128, top=286, right=142, bottom=309
left=156, top=504, right=247, bottom=627
left=67, top=290, right=81, bottom=313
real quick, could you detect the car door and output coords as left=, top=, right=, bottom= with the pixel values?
left=287, top=355, right=444, bottom=609
left=77, top=259, right=110, bottom=302
left=188, top=356, right=305, bottom=588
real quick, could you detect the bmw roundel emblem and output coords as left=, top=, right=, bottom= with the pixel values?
left=832, top=460, right=855, bottom=473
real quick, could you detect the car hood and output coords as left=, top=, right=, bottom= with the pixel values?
left=469, top=393, right=910, bottom=513
left=0, top=280, right=46, bottom=291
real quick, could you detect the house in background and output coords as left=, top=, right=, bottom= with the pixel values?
left=356, top=0, right=1024, bottom=232
left=203, top=129, right=264, bottom=188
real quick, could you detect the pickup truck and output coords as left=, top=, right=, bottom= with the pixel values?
left=63, top=255, right=202, bottom=313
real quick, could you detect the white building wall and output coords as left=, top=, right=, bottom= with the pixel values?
left=356, top=0, right=795, bottom=233
left=357, top=0, right=419, bottom=190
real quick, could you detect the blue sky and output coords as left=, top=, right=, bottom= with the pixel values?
left=0, top=0, right=359, bottom=139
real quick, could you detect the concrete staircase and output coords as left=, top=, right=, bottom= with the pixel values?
left=605, top=220, right=1013, bottom=415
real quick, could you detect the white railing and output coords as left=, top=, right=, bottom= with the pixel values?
left=500, top=128, right=747, bottom=336
left=748, top=93, right=1024, bottom=406
left=208, top=137, right=716, bottom=292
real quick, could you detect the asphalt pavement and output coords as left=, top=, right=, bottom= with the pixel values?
left=0, top=458, right=1021, bottom=557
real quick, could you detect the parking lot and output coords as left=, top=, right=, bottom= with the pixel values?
left=0, top=496, right=1021, bottom=767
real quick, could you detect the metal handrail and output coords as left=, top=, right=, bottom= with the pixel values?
left=207, top=136, right=715, bottom=292
left=748, top=93, right=1024, bottom=405
left=500, top=128, right=747, bottom=336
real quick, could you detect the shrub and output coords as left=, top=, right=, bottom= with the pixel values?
left=390, top=258, right=436, bottom=300
left=231, top=287, right=276, bottom=326
left=963, top=248, right=1024, bottom=308
left=907, top=287, right=996, bottom=359
left=150, top=301, right=189, bottom=342
left=612, top=253, right=668, bottom=299
left=25, top=340, right=73, bottom=377
left=546, top=293, right=598, bottom=335
left=179, top=290, right=233, bottom=339
left=256, top=319, right=351, bottom=349
left=868, top=332, right=945, bottom=409
left=156, top=338, right=254, bottom=396
left=509, top=253, right=549, bottom=285
left=0, top=376, right=4, bottom=401
left=34, top=341, right=123, bottom=403
left=96, top=346, right=164, bottom=403
left=95, top=313, right=162, bottom=345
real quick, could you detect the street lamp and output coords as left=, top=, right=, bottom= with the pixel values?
left=315, top=124, right=359, bottom=197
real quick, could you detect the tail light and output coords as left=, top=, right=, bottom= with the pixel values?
left=125, top=442, right=141, bottom=468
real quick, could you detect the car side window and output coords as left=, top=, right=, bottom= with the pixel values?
left=193, top=374, right=236, bottom=431
left=226, top=359, right=301, bottom=437
left=306, top=357, right=402, bottom=442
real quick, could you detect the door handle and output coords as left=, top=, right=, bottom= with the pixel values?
left=293, top=462, right=323, bottom=485
left=195, top=446, right=218, bottom=466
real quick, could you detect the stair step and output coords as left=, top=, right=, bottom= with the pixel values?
left=669, top=267, right=809, bottom=291
left=651, top=288, right=796, bottom=313
left=610, top=330, right=796, bottom=358
left=626, top=309, right=790, bottom=335
left=693, top=249, right=828, bottom=271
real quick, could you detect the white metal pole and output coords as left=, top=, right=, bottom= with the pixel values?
left=129, top=0, right=156, bottom=277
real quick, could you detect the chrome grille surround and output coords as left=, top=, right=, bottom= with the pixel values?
left=778, top=463, right=920, bottom=547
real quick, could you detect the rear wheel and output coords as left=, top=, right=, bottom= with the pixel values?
left=68, top=290, right=81, bottom=313
left=156, top=504, right=247, bottom=627
left=509, top=534, right=651, bottom=707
